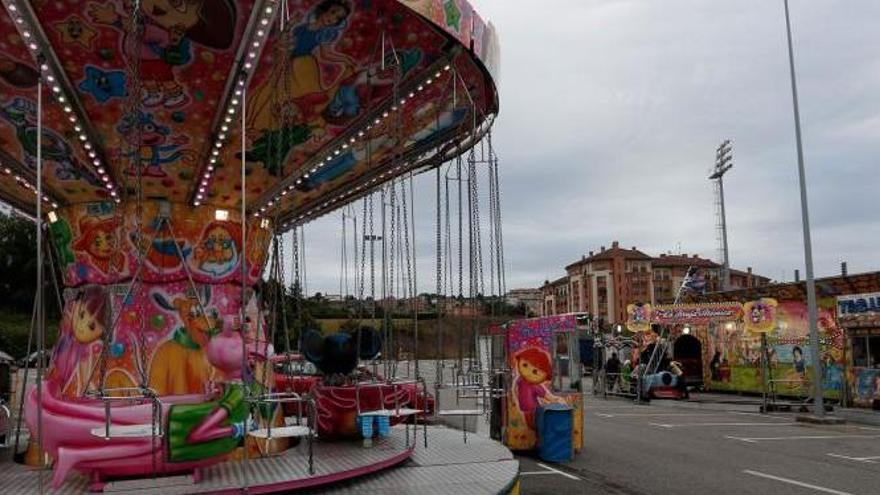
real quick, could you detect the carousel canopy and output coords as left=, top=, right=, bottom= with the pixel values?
left=0, top=0, right=498, bottom=229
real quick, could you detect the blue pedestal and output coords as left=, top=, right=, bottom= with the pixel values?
left=536, top=403, right=573, bottom=462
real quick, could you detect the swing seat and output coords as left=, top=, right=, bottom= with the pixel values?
left=248, top=425, right=313, bottom=439
left=441, top=383, right=484, bottom=390
left=437, top=409, right=483, bottom=417
left=89, top=424, right=163, bottom=439
left=358, top=408, right=421, bottom=417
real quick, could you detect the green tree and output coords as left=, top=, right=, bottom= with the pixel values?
left=0, top=212, right=37, bottom=312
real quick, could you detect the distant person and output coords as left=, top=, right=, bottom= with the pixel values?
left=710, top=350, right=722, bottom=381
left=621, top=359, right=633, bottom=393
left=873, top=375, right=880, bottom=411
left=606, top=352, right=621, bottom=391
left=669, top=360, right=688, bottom=399
left=793, top=346, right=806, bottom=376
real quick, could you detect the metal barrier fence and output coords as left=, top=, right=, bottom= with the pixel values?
left=595, top=371, right=640, bottom=400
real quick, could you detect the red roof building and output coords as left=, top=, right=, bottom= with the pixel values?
left=540, top=241, right=770, bottom=325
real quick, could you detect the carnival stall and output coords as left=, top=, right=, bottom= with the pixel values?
left=503, top=314, right=584, bottom=454
left=837, top=292, right=880, bottom=409
left=626, top=299, right=847, bottom=403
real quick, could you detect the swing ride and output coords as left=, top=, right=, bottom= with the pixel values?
left=0, top=0, right=520, bottom=493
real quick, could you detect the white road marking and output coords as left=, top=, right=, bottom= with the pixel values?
left=742, top=470, right=854, bottom=495
left=827, top=453, right=880, bottom=463
left=725, top=435, right=758, bottom=443
left=586, top=406, right=645, bottom=410
left=536, top=462, right=581, bottom=480
left=728, top=411, right=792, bottom=420
left=595, top=412, right=725, bottom=418
left=727, top=434, right=880, bottom=443
left=650, top=422, right=797, bottom=428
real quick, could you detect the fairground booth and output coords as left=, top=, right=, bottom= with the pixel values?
left=673, top=271, right=880, bottom=409
left=625, top=302, right=744, bottom=390
left=624, top=298, right=845, bottom=405
left=488, top=314, right=585, bottom=460
left=835, top=290, right=880, bottom=409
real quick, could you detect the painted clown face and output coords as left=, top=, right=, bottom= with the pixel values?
left=203, top=226, right=236, bottom=264
left=750, top=306, right=764, bottom=324
left=88, top=228, right=114, bottom=260
left=194, top=222, right=240, bottom=277
left=71, top=297, right=104, bottom=344
left=518, top=358, right=548, bottom=385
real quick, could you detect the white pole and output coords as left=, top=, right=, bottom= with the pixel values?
left=239, top=82, right=250, bottom=489
left=783, top=0, right=823, bottom=417
left=36, top=78, right=45, bottom=490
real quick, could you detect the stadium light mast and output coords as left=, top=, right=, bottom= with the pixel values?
left=710, top=140, right=733, bottom=291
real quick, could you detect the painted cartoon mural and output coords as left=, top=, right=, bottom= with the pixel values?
left=851, top=368, right=880, bottom=408
left=505, top=315, right=583, bottom=452
left=207, top=0, right=495, bottom=215
left=9, top=0, right=254, bottom=203
left=2, top=0, right=501, bottom=488
left=49, top=202, right=268, bottom=287
left=1, top=0, right=496, bottom=215
left=743, top=298, right=778, bottom=334
left=50, top=286, right=108, bottom=396
left=72, top=215, right=127, bottom=275
left=117, top=111, right=192, bottom=178
left=149, top=287, right=219, bottom=395
left=88, top=0, right=237, bottom=109
left=0, top=55, right=40, bottom=88
left=0, top=97, right=99, bottom=184
left=625, top=299, right=848, bottom=399
left=194, top=221, right=242, bottom=277
left=837, top=294, right=880, bottom=408
left=707, top=299, right=844, bottom=397
left=47, top=280, right=257, bottom=400
left=512, top=347, right=563, bottom=429
left=0, top=10, right=109, bottom=209
left=626, top=302, right=653, bottom=333
left=31, top=274, right=280, bottom=487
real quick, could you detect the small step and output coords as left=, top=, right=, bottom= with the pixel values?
left=284, top=416, right=309, bottom=426
left=104, top=473, right=195, bottom=492
left=248, top=425, right=313, bottom=439
left=90, top=424, right=163, bottom=439
left=359, top=408, right=422, bottom=417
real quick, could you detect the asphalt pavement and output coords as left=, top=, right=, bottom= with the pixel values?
left=519, top=387, right=880, bottom=495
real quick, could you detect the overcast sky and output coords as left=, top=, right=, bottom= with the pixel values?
left=293, top=0, right=879, bottom=296
left=4, top=2, right=875, bottom=297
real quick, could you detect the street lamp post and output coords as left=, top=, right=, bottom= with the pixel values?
left=782, top=0, right=824, bottom=418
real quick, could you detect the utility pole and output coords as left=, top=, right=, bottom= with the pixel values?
left=783, top=0, right=824, bottom=419
left=710, top=140, right=733, bottom=290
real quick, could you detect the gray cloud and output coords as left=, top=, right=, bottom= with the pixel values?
left=290, top=0, right=880, bottom=295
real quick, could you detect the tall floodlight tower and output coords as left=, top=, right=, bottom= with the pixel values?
left=710, top=140, right=733, bottom=290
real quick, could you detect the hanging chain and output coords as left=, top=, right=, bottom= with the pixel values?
left=468, top=146, right=485, bottom=298
left=400, top=178, right=413, bottom=301
left=291, top=227, right=301, bottom=351
left=491, top=135, right=507, bottom=295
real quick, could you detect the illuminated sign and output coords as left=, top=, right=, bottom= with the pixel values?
left=838, top=293, right=880, bottom=316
